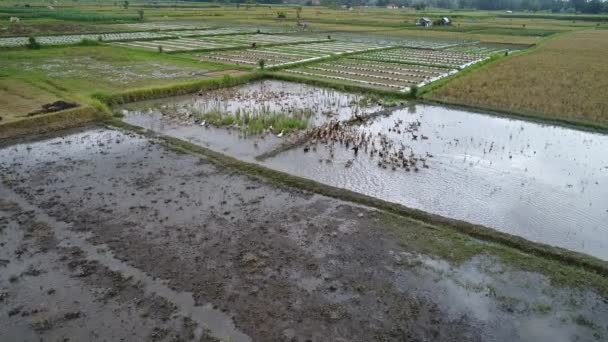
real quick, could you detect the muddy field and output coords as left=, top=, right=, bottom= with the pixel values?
left=120, top=81, right=608, bottom=260
left=1, top=126, right=607, bottom=341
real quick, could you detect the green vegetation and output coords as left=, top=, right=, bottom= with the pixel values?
left=27, top=36, right=40, bottom=49
left=0, top=45, right=234, bottom=119
left=197, top=107, right=312, bottom=135
left=1, top=3, right=607, bottom=304
left=0, top=7, right=140, bottom=22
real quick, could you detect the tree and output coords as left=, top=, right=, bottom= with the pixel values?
left=122, top=0, right=129, bottom=9
left=27, top=36, right=40, bottom=49
left=137, top=9, right=144, bottom=21
left=413, top=1, right=426, bottom=10
left=320, top=0, right=337, bottom=9
left=585, top=0, right=602, bottom=13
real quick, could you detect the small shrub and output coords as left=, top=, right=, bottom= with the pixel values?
left=27, top=36, right=40, bottom=49
left=277, top=11, right=286, bottom=19
left=137, top=9, right=144, bottom=21
left=257, top=59, right=265, bottom=69
left=158, top=45, right=163, bottom=53
left=78, top=38, right=99, bottom=46
left=97, top=35, right=103, bottom=42
left=409, top=85, right=418, bottom=97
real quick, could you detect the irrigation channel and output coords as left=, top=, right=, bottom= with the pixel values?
left=119, top=80, right=608, bottom=261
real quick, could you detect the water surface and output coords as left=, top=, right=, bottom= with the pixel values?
left=120, top=82, right=608, bottom=260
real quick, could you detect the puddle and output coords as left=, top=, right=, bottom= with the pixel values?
left=120, top=80, right=380, bottom=160
left=389, top=253, right=608, bottom=341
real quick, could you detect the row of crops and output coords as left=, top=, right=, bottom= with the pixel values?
left=115, top=34, right=326, bottom=52
left=283, top=58, right=457, bottom=92
left=351, top=48, right=486, bottom=69
left=113, top=34, right=326, bottom=52
left=114, top=22, right=209, bottom=31
left=199, top=41, right=391, bottom=67
left=0, top=28, right=250, bottom=48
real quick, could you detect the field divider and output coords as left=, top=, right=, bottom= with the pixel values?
left=164, top=38, right=334, bottom=54
left=266, top=45, right=400, bottom=71
left=0, top=106, right=104, bottom=140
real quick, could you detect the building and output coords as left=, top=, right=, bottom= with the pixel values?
left=417, top=17, right=432, bottom=27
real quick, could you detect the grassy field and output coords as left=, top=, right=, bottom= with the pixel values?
left=0, top=44, right=235, bottom=121
left=3, top=4, right=607, bottom=44
left=2, top=3, right=607, bottom=128
left=426, top=29, right=608, bottom=128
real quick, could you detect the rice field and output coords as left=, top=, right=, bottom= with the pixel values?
left=427, top=30, right=608, bottom=127
left=113, top=22, right=210, bottom=31
left=162, top=28, right=250, bottom=37
left=444, top=42, right=528, bottom=55
left=351, top=47, right=486, bottom=69
left=113, top=34, right=325, bottom=53
left=0, top=28, right=252, bottom=47
left=199, top=41, right=391, bottom=67
left=0, top=31, right=171, bottom=47
left=284, top=58, right=455, bottom=92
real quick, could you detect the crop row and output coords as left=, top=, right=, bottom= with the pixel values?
left=0, top=31, right=170, bottom=47
left=281, top=57, right=459, bottom=92
left=114, top=22, right=209, bottom=31
left=352, top=47, right=485, bottom=69
left=199, top=41, right=390, bottom=67
left=445, top=43, right=522, bottom=55
left=114, top=37, right=238, bottom=52
left=0, top=28, right=252, bottom=48
left=113, top=34, right=325, bottom=53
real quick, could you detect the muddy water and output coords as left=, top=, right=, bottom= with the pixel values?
left=122, top=92, right=608, bottom=259
left=268, top=105, right=608, bottom=260
left=121, top=80, right=380, bottom=160
left=1, top=127, right=607, bottom=341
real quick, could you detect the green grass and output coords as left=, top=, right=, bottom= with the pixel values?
left=0, top=7, right=140, bottom=22
left=0, top=45, right=234, bottom=116
left=198, top=107, right=312, bottom=135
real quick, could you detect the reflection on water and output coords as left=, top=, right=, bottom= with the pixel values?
left=267, top=105, right=608, bottom=260
left=120, top=84, right=608, bottom=260
left=120, top=80, right=380, bottom=161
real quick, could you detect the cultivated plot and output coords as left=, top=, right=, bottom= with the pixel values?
left=114, top=34, right=322, bottom=53
left=284, top=58, right=454, bottom=91
left=200, top=41, right=391, bottom=67
left=0, top=31, right=171, bottom=47
left=352, top=47, right=486, bottom=69
left=0, top=29, right=251, bottom=48
left=114, top=22, right=210, bottom=31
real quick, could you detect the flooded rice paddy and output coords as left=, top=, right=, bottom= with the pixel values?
left=1, top=127, right=607, bottom=341
left=119, top=80, right=608, bottom=260
left=120, top=80, right=380, bottom=160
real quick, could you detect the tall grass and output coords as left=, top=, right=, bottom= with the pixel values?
left=93, top=73, right=262, bottom=106
left=197, top=107, right=312, bottom=135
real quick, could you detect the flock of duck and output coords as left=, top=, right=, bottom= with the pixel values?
left=301, top=117, right=432, bottom=172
